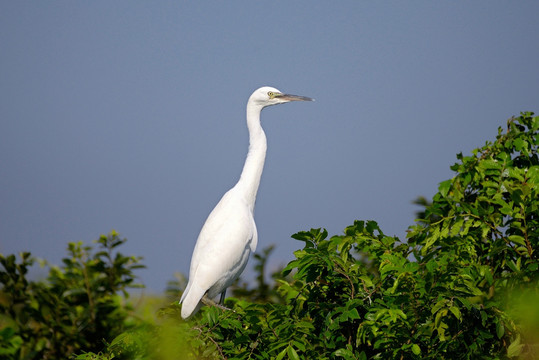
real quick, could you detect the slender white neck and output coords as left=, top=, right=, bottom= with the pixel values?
left=235, top=102, right=267, bottom=211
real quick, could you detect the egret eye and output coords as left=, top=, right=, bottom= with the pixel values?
left=267, top=91, right=274, bottom=98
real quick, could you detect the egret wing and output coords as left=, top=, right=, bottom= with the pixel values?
left=181, top=189, right=256, bottom=315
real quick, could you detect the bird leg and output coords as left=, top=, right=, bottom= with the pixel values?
left=201, top=294, right=233, bottom=312
left=219, top=289, right=227, bottom=304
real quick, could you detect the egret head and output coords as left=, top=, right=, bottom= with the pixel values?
left=249, top=86, right=314, bottom=108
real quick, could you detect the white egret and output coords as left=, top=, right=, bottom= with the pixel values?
left=180, top=86, right=313, bottom=319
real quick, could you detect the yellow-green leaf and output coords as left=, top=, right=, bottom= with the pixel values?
left=507, top=334, right=524, bottom=357
left=508, top=235, right=526, bottom=246
left=287, top=345, right=299, bottom=360
left=449, top=306, right=461, bottom=321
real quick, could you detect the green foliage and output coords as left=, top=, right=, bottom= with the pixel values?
left=165, top=111, right=536, bottom=359
left=231, top=245, right=291, bottom=304
left=405, top=112, right=539, bottom=358
left=0, top=231, right=144, bottom=359
left=3, top=112, right=538, bottom=359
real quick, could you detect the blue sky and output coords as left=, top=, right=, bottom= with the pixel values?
left=1, top=2, right=538, bottom=292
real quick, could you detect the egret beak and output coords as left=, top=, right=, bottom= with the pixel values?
left=277, top=93, right=314, bottom=102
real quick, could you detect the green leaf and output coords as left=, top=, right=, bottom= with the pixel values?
left=507, top=259, right=521, bottom=273
left=346, top=308, right=360, bottom=320
left=286, top=345, right=300, bottom=360
left=508, top=235, right=526, bottom=246
left=335, top=348, right=355, bottom=359
left=449, top=306, right=461, bottom=321
left=431, top=299, right=448, bottom=315
left=513, top=138, right=528, bottom=152
left=275, top=347, right=287, bottom=360
left=507, top=334, right=524, bottom=357
left=479, top=159, right=503, bottom=171
left=412, top=344, right=421, bottom=355
left=435, top=309, right=448, bottom=328
left=527, top=166, right=539, bottom=185
left=359, top=275, right=374, bottom=288
left=292, top=340, right=306, bottom=352
left=438, top=179, right=452, bottom=197
left=291, top=231, right=316, bottom=244
left=496, top=321, right=505, bottom=339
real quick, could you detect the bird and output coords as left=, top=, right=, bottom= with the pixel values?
left=180, top=86, right=313, bottom=319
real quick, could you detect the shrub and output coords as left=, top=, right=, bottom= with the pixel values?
left=172, top=112, right=538, bottom=359
left=0, top=231, right=144, bottom=359
left=3, top=112, right=537, bottom=359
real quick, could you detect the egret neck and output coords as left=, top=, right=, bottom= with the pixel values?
left=235, top=103, right=267, bottom=212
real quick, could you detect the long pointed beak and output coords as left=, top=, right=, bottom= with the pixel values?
left=278, top=93, right=314, bottom=102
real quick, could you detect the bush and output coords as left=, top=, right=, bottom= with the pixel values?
left=0, top=231, right=144, bottom=359
left=2, top=112, right=537, bottom=359
left=165, top=112, right=537, bottom=359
